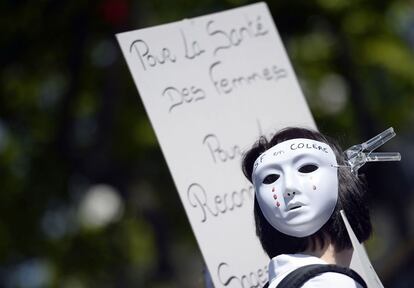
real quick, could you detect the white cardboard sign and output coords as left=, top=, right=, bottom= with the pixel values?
left=117, top=3, right=316, bottom=287
left=342, top=211, right=384, bottom=288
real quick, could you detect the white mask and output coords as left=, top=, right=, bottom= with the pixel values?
left=252, top=138, right=338, bottom=237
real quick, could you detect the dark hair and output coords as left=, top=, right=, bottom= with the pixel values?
left=242, top=127, right=372, bottom=258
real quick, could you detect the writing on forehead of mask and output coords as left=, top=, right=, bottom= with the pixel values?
left=252, top=153, right=267, bottom=173
left=273, top=150, right=284, bottom=156
left=290, top=142, right=328, bottom=153
left=259, top=153, right=266, bottom=163
left=254, top=150, right=284, bottom=172
left=260, top=150, right=284, bottom=162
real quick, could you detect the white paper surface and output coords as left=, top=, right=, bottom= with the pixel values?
left=342, top=211, right=384, bottom=288
left=117, top=3, right=316, bottom=287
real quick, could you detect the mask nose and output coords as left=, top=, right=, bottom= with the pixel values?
left=283, top=170, right=299, bottom=198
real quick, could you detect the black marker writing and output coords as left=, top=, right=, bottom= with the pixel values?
left=259, top=153, right=266, bottom=163
left=203, top=134, right=242, bottom=163
left=206, top=15, right=269, bottom=56
left=129, top=39, right=176, bottom=71
left=273, top=150, right=284, bottom=156
left=162, top=85, right=206, bottom=113
left=290, top=142, right=328, bottom=153
left=217, top=262, right=268, bottom=288
left=209, top=61, right=287, bottom=95
left=180, top=28, right=206, bottom=60
left=187, top=183, right=253, bottom=223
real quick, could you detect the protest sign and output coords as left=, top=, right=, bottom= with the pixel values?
left=342, top=211, right=385, bottom=288
left=117, top=3, right=316, bottom=287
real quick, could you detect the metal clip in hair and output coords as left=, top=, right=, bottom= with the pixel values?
left=344, top=127, right=401, bottom=175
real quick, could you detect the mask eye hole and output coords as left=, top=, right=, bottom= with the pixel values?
left=298, top=164, right=318, bottom=173
left=262, top=174, right=280, bottom=184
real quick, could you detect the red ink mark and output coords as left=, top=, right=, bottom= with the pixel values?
left=276, top=202, right=280, bottom=207
left=273, top=194, right=277, bottom=199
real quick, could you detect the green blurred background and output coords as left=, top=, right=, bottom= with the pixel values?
left=1, top=0, right=414, bottom=287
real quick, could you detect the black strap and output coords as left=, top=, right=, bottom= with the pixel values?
left=263, top=264, right=367, bottom=288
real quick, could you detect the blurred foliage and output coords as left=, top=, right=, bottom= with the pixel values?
left=1, top=0, right=414, bottom=287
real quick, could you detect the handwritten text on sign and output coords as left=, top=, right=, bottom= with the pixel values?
left=117, top=3, right=315, bottom=288
left=128, top=14, right=288, bottom=114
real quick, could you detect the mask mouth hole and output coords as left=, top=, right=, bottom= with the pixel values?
left=289, top=205, right=302, bottom=211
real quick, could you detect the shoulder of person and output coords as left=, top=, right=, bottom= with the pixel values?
left=302, top=271, right=363, bottom=288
